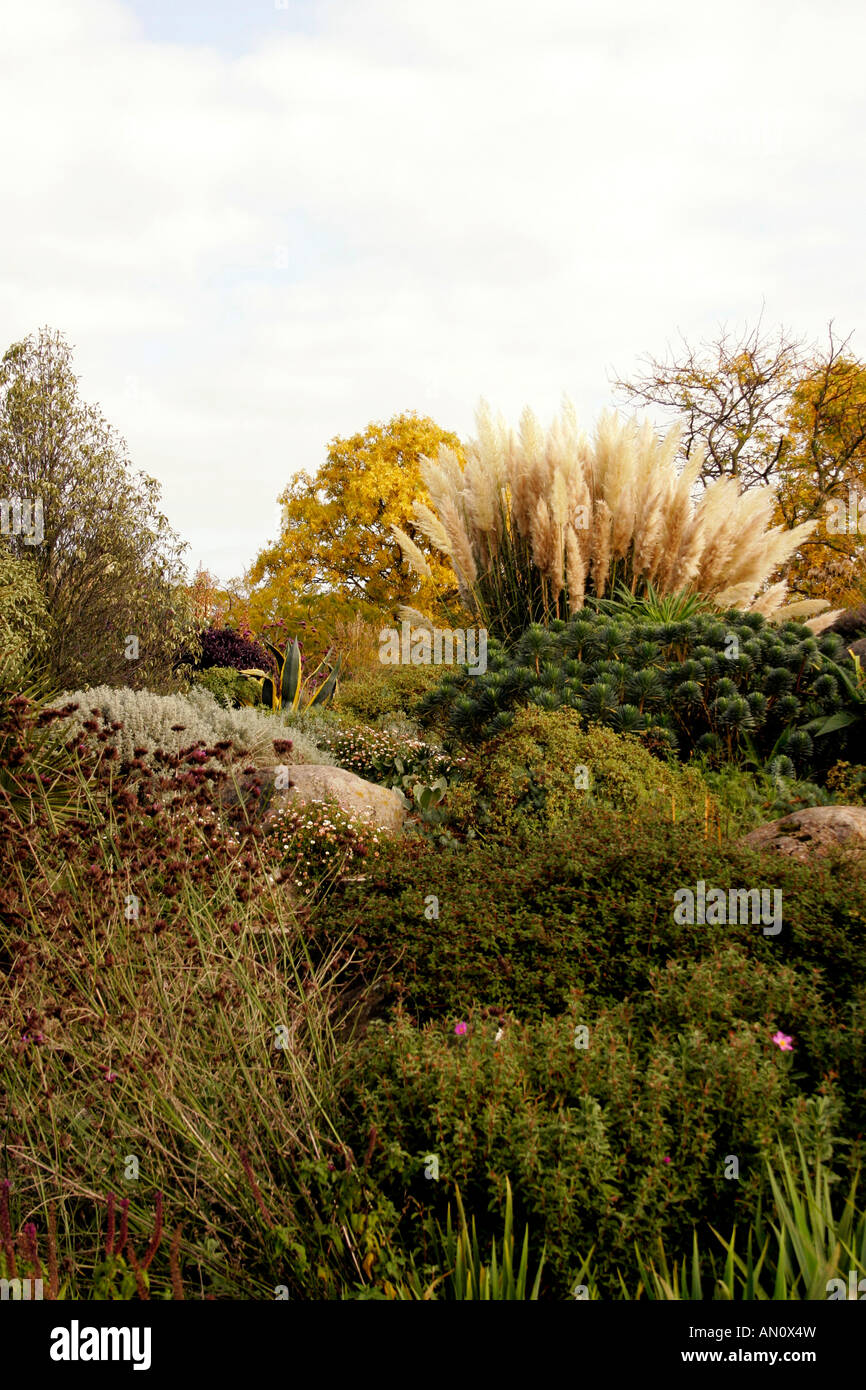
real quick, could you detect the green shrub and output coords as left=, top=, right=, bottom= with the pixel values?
left=335, top=957, right=847, bottom=1296
left=266, top=798, right=387, bottom=900
left=336, top=663, right=443, bottom=724
left=314, top=723, right=464, bottom=788
left=0, top=552, right=51, bottom=684
left=826, top=760, right=866, bottom=805
left=396, top=1177, right=546, bottom=1300
left=698, top=758, right=839, bottom=834
left=309, top=810, right=866, bottom=1088
left=632, top=1137, right=866, bottom=1300
left=418, top=609, right=856, bottom=774
left=192, top=665, right=262, bottom=709
left=445, top=707, right=712, bottom=841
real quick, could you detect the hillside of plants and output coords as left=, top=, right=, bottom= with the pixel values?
left=2, top=325, right=866, bottom=1300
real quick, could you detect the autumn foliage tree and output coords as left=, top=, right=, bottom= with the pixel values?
left=775, top=349, right=866, bottom=601
left=247, top=411, right=462, bottom=620
left=615, top=319, right=866, bottom=604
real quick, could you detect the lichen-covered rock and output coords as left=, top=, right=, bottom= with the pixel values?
left=220, top=763, right=407, bottom=835
left=741, top=805, right=866, bottom=862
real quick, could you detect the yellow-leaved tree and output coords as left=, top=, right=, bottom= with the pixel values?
left=247, top=411, right=462, bottom=620
left=775, top=352, right=866, bottom=604
left=615, top=320, right=866, bottom=604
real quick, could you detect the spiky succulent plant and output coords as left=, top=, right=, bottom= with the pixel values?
left=417, top=608, right=857, bottom=773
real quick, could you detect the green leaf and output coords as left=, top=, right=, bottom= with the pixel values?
left=809, top=711, right=857, bottom=736
left=282, top=638, right=302, bottom=710
left=307, top=659, right=340, bottom=709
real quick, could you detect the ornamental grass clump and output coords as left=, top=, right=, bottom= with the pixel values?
left=394, top=401, right=824, bottom=641
left=0, top=682, right=365, bottom=1298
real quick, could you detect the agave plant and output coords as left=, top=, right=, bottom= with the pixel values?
left=241, top=636, right=340, bottom=713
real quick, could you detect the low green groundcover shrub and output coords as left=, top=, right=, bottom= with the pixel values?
left=192, top=665, right=263, bottom=709
left=313, top=722, right=462, bottom=788
left=335, top=967, right=854, bottom=1296
left=310, top=811, right=866, bottom=1109
left=696, top=758, right=839, bottom=835
left=826, top=760, right=866, bottom=805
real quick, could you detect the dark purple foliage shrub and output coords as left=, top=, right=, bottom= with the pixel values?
left=188, top=627, right=276, bottom=674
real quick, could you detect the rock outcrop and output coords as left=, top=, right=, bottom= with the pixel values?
left=741, top=805, right=866, bottom=862
left=220, top=763, right=407, bottom=835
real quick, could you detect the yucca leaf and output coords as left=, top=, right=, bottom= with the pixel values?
left=308, top=659, right=341, bottom=709
left=260, top=676, right=276, bottom=710
left=260, top=639, right=287, bottom=671
left=281, top=638, right=302, bottom=711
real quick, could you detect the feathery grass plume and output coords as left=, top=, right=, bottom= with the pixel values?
left=390, top=525, right=432, bottom=579
left=595, top=413, right=637, bottom=559
left=437, top=495, right=478, bottom=605
left=463, top=454, right=498, bottom=535
left=716, top=579, right=782, bottom=612
left=704, top=487, right=777, bottom=592
left=589, top=500, right=613, bottom=599
left=411, top=500, right=453, bottom=557
left=438, top=445, right=466, bottom=495
left=652, top=445, right=705, bottom=591
left=768, top=598, right=831, bottom=623
left=571, top=467, right=593, bottom=531
left=565, top=525, right=586, bottom=613
left=530, top=497, right=554, bottom=579
left=746, top=580, right=800, bottom=618
left=474, top=399, right=510, bottom=490
left=393, top=399, right=820, bottom=642
left=396, top=605, right=435, bottom=632
left=550, top=467, right=569, bottom=530
left=692, top=478, right=743, bottom=591
left=631, top=482, right=668, bottom=587
left=805, top=608, right=847, bottom=633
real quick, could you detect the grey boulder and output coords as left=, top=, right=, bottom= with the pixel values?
left=221, top=762, right=407, bottom=835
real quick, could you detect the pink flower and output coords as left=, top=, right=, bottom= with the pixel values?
left=663, top=1155, right=671, bottom=1164
left=772, top=1031, right=794, bottom=1052
left=454, top=1021, right=468, bottom=1036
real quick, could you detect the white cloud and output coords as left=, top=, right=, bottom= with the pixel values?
left=1, top=0, right=864, bottom=582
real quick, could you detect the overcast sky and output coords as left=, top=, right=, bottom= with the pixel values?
left=2, top=0, right=864, bottom=584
